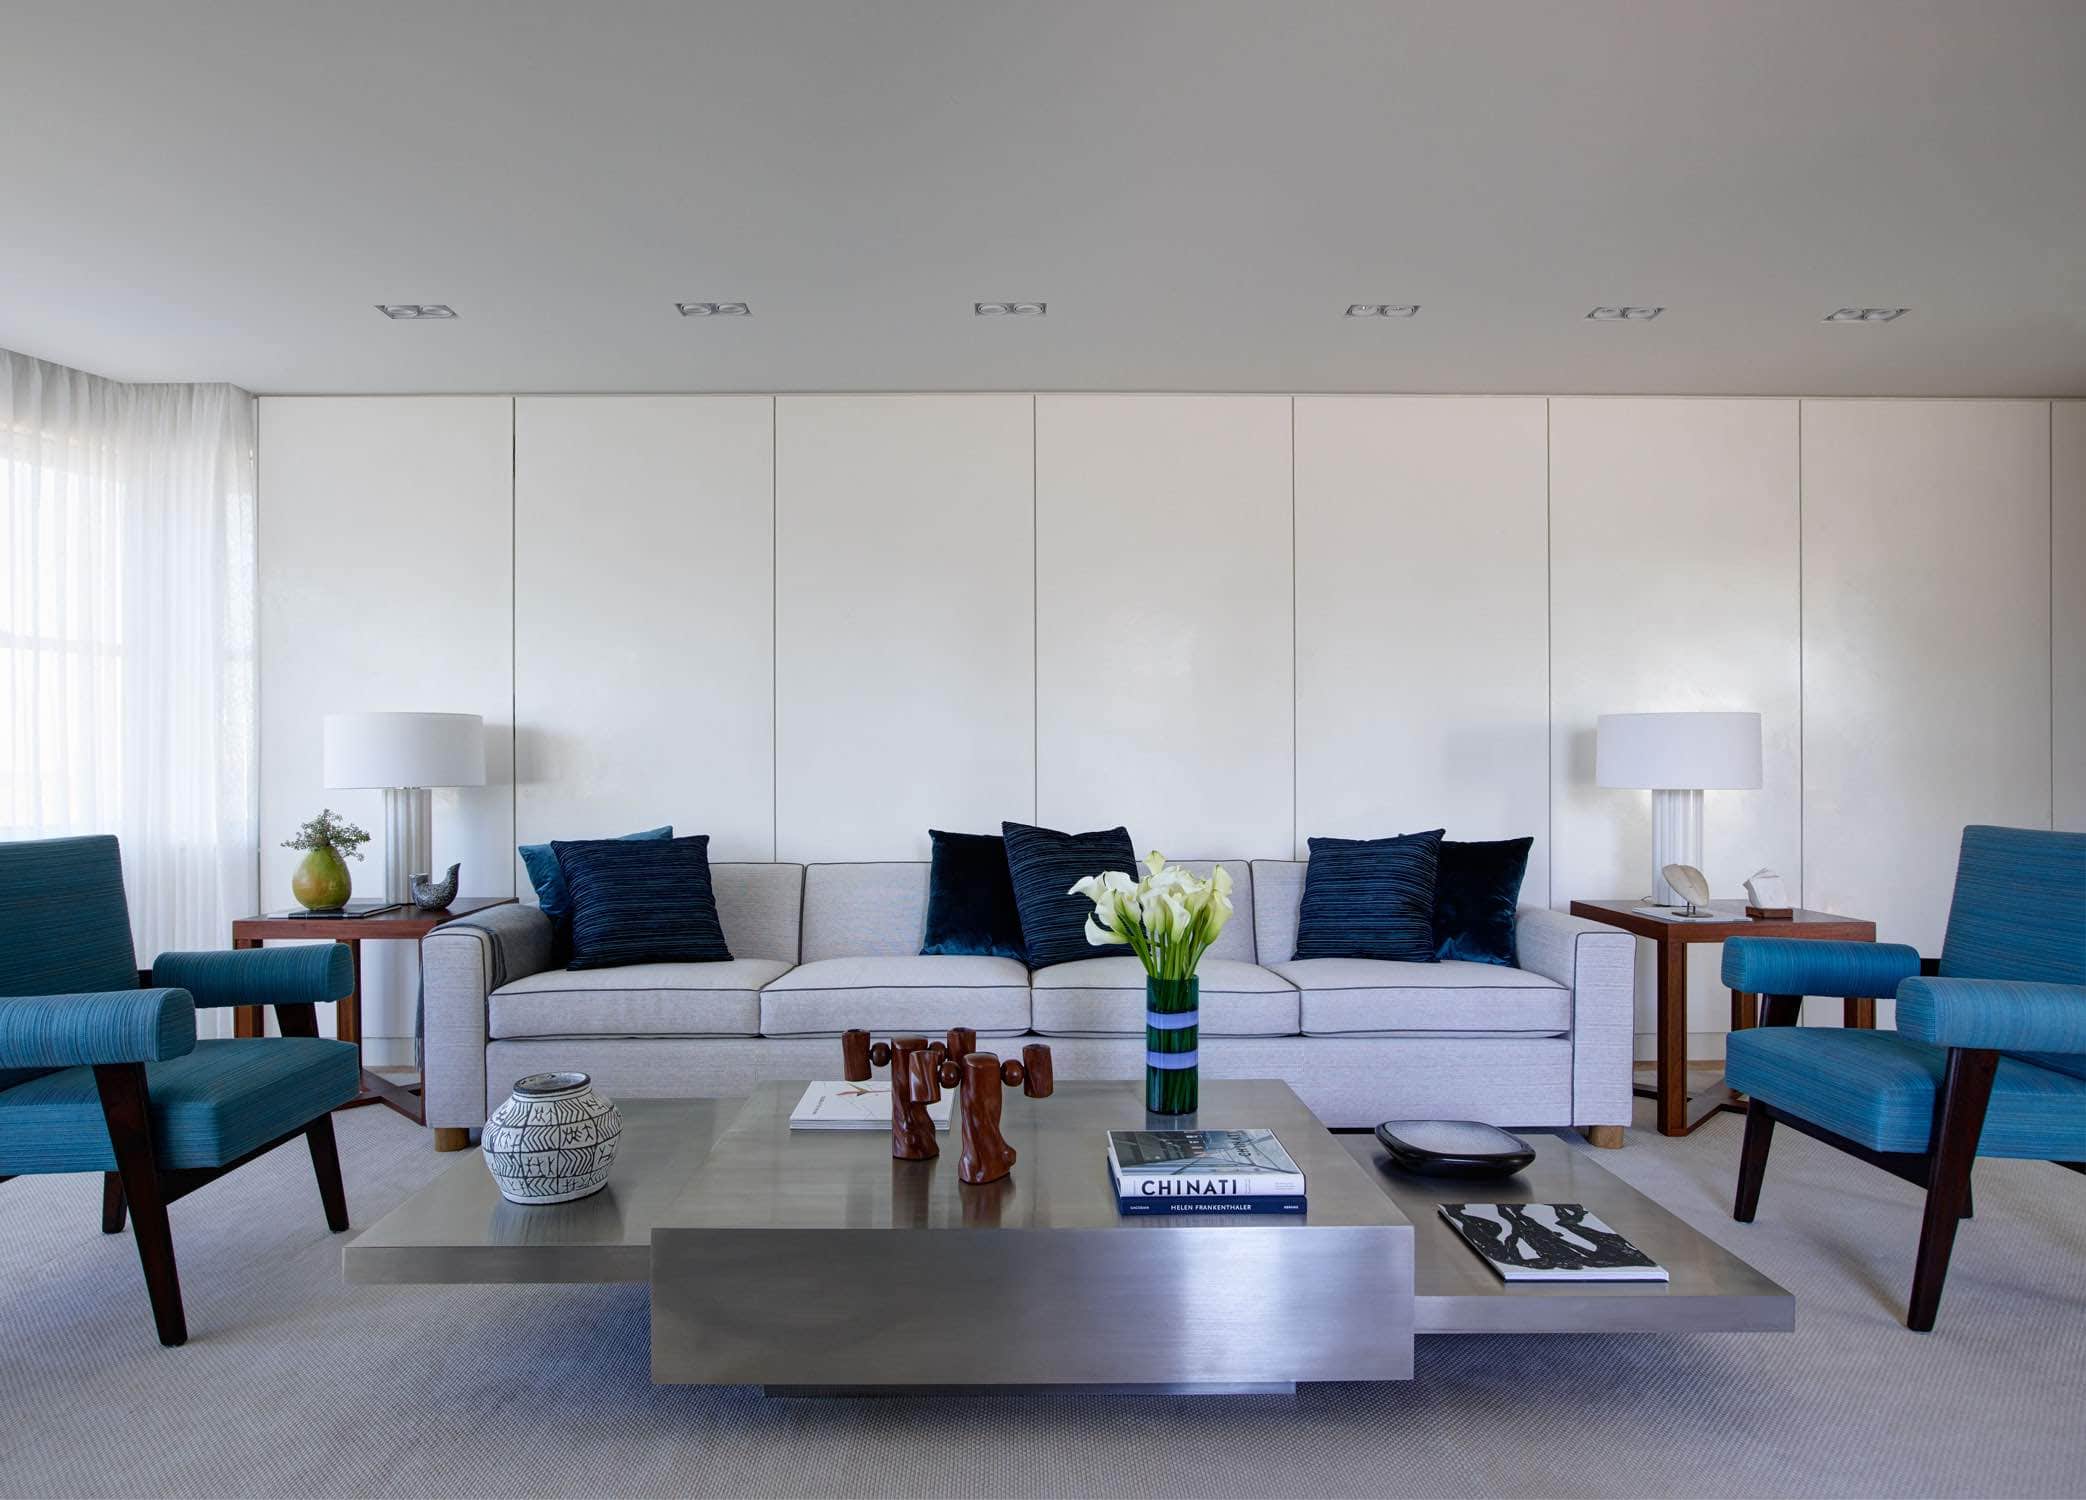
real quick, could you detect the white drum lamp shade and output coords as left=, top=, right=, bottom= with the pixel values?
left=1595, top=712, right=1762, bottom=906
left=323, top=713, right=486, bottom=903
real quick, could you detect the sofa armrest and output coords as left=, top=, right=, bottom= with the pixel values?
left=0, top=989, right=196, bottom=1070
left=1895, top=977, right=2086, bottom=1053
left=152, top=944, right=354, bottom=1009
left=1516, top=908, right=1636, bottom=1128
left=421, top=904, right=553, bottom=1129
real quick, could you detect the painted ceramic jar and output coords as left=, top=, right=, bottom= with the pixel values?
left=482, top=1072, right=622, bottom=1205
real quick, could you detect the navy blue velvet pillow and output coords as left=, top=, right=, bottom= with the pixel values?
left=1001, top=821, right=1137, bottom=969
left=920, top=830, right=1028, bottom=962
left=1434, top=837, right=1533, bottom=967
left=1293, top=830, right=1445, bottom=962
left=520, top=824, right=671, bottom=963
left=551, top=834, right=731, bottom=970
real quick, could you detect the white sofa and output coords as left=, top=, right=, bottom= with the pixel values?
left=422, top=859, right=1634, bottom=1138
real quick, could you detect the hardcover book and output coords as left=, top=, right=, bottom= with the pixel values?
left=1108, top=1158, right=1305, bottom=1215
left=1106, top=1128, right=1306, bottom=1199
left=789, top=1080, right=953, bottom=1131
left=1439, top=1202, right=1668, bottom=1281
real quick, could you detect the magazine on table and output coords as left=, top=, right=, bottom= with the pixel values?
left=1439, top=1202, right=1667, bottom=1281
left=789, top=1080, right=953, bottom=1130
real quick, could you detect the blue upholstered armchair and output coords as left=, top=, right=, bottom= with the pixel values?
left=0, top=835, right=360, bottom=1345
left=1721, top=825, right=2086, bottom=1331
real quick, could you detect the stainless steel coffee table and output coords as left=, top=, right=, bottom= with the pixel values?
left=344, top=1082, right=1791, bottom=1392
left=650, top=1079, right=1414, bottom=1393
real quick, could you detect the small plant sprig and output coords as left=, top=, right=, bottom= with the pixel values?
left=283, top=808, right=371, bottom=861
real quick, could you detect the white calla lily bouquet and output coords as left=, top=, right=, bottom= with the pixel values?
left=1070, top=852, right=1235, bottom=981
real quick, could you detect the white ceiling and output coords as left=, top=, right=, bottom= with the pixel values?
left=4, top=0, right=2084, bottom=396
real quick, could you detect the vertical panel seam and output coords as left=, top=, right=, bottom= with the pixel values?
left=772, top=396, right=780, bottom=861
left=2052, top=400, right=2058, bottom=831
left=510, top=397, right=518, bottom=896
left=1033, top=393, right=1040, bottom=825
left=1796, top=399, right=1805, bottom=911
left=1290, top=396, right=1298, bottom=860
left=1545, top=398, right=1554, bottom=910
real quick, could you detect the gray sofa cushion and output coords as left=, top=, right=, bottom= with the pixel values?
left=1251, top=859, right=1307, bottom=963
left=800, top=863, right=930, bottom=961
left=712, top=863, right=805, bottom=963
left=1030, top=956, right=1299, bottom=1037
left=488, top=958, right=791, bottom=1039
left=1267, top=958, right=1570, bottom=1036
left=758, top=954, right=1030, bottom=1037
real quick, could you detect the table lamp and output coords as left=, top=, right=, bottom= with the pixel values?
left=1595, top=711, right=1762, bottom=907
left=323, top=712, right=487, bottom=903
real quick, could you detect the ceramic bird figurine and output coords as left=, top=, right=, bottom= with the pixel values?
left=410, top=862, right=460, bottom=911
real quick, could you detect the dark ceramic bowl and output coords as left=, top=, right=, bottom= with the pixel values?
left=1374, top=1119, right=1536, bottom=1179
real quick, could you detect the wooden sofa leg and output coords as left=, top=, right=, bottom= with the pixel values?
left=101, top=1172, right=126, bottom=1233
left=432, top=1127, right=471, bottom=1153
left=1580, top=1125, right=1625, bottom=1149
left=1908, top=1048, right=1997, bottom=1332
left=93, top=1062, right=187, bottom=1347
left=1733, top=1104, right=1776, bottom=1222
left=306, top=1116, right=351, bottom=1233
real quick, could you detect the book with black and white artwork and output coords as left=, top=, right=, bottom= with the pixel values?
left=1106, top=1129, right=1306, bottom=1200
left=789, top=1080, right=953, bottom=1131
left=1439, top=1202, right=1668, bottom=1281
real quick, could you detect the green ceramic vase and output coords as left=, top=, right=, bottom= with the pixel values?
left=292, top=846, right=352, bottom=911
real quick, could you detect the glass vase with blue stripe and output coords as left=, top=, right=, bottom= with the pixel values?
left=1069, top=853, right=1236, bottom=1116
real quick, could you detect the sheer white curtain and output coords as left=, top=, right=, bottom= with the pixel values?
left=2, top=348, right=258, bottom=975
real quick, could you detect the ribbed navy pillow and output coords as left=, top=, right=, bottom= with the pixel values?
left=519, top=824, right=671, bottom=964
left=551, top=834, right=732, bottom=970
left=1001, top=821, right=1137, bottom=969
left=1293, top=830, right=1446, bottom=962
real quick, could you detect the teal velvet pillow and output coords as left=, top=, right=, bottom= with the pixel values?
left=920, top=830, right=1028, bottom=962
left=519, top=824, right=671, bottom=962
left=1433, top=836, right=1534, bottom=966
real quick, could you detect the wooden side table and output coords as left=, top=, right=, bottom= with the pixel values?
left=1568, top=899, right=1877, bottom=1137
left=229, top=898, right=516, bottom=1122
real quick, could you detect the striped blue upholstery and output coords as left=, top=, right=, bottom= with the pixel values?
left=1727, top=1027, right=2086, bottom=1158
left=1721, top=938, right=1921, bottom=998
left=553, top=834, right=732, bottom=969
left=1002, top=822, right=1137, bottom=969
left=1895, top=977, right=2086, bottom=1053
left=1939, top=826, right=2086, bottom=984
left=0, top=990, right=195, bottom=1069
left=0, top=1038, right=359, bottom=1173
left=153, top=944, right=353, bottom=1008
left=0, top=835, right=140, bottom=1091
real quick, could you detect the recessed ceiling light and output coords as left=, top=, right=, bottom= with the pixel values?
left=676, top=301, right=751, bottom=317
left=1824, top=307, right=1908, bottom=323
left=375, top=304, right=456, bottom=320
left=975, top=301, right=1046, bottom=317
left=1587, top=306, right=1663, bottom=321
left=1345, top=303, right=1420, bottom=318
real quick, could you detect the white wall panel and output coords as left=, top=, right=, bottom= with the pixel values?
left=1294, top=397, right=1550, bottom=893
left=775, top=395, right=1034, bottom=860
left=514, top=397, right=774, bottom=863
left=1036, top=396, right=1293, bottom=857
left=1550, top=399, right=1801, bottom=1055
left=258, top=397, right=514, bottom=1048
left=2056, top=402, right=2086, bottom=834
left=1802, top=400, right=2051, bottom=982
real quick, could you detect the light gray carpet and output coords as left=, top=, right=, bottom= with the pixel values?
left=2, top=1099, right=2080, bottom=1500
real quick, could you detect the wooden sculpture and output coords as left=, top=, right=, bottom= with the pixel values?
left=842, top=1027, right=1055, bottom=1182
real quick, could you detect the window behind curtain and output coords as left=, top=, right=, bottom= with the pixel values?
left=2, top=348, right=257, bottom=969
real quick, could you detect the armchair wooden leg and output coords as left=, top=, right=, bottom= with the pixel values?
left=305, top=1116, right=351, bottom=1233
left=1733, top=1103, right=1776, bottom=1222
left=101, top=1173, right=126, bottom=1234
left=1908, top=1048, right=1997, bottom=1332
left=1762, top=994, right=1803, bottom=1027
left=1844, top=996, right=1877, bottom=1029
left=1730, top=989, right=1758, bottom=1031
left=92, top=1062, right=187, bottom=1347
